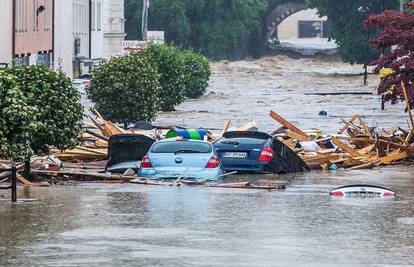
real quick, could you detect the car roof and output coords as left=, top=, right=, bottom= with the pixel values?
left=222, top=131, right=271, bottom=140
left=155, top=138, right=211, bottom=144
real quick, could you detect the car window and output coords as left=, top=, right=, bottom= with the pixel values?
left=151, top=141, right=212, bottom=153
left=217, top=137, right=267, bottom=145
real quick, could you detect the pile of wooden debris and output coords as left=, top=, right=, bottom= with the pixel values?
left=269, top=110, right=414, bottom=170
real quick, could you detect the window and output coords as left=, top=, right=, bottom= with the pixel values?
left=298, top=21, right=330, bottom=38
left=15, top=0, right=28, bottom=32
left=97, top=2, right=101, bottom=31
left=151, top=141, right=212, bottom=154
left=33, top=0, right=38, bottom=31
left=44, top=0, right=49, bottom=31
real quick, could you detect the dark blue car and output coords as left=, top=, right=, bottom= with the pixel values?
left=213, top=131, right=309, bottom=174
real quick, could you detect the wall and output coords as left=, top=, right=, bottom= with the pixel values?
left=14, top=0, right=53, bottom=56
left=103, top=0, right=126, bottom=59
left=0, top=0, right=13, bottom=64
left=278, top=9, right=327, bottom=40
left=91, top=0, right=104, bottom=59
left=54, top=0, right=73, bottom=76
left=72, top=0, right=90, bottom=59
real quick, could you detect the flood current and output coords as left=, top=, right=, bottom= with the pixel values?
left=1, top=56, right=414, bottom=266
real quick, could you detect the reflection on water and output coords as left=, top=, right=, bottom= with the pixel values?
left=1, top=166, right=414, bottom=266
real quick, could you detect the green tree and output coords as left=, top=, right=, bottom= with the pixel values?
left=141, top=43, right=187, bottom=111
left=307, top=0, right=399, bottom=82
left=4, top=65, right=84, bottom=174
left=88, top=52, right=161, bottom=127
left=125, top=0, right=268, bottom=59
left=181, top=49, right=211, bottom=98
left=0, top=72, right=38, bottom=161
left=6, top=65, right=84, bottom=155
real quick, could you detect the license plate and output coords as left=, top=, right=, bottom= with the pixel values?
left=223, top=152, right=248, bottom=158
left=346, top=192, right=381, bottom=198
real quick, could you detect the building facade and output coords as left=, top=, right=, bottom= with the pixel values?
left=103, top=0, right=126, bottom=59
left=0, top=0, right=53, bottom=67
left=0, top=0, right=125, bottom=77
left=0, top=0, right=13, bottom=66
left=278, top=9, right=329, bottom=40
left=15, top=0, right=53, bottom=66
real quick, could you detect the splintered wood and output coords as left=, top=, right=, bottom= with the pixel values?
left=269, top=111, right=413, bottom=170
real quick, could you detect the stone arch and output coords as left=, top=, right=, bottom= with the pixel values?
left=266, top=2, right=307, bottom=47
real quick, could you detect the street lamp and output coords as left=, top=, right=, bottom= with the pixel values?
left=142, top=0, right=149, bottom=40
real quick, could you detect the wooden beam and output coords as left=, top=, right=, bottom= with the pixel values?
left=331, top=136, right=362, bottom=157
left=379, top=151, right=409, bottom=164
left=220, top=119, right=230, bottom=136
left=237, top=121, right=257, bottom=131
left=269, top=111, right=308, bottom=140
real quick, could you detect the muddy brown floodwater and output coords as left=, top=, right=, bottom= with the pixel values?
left=1, top=56, right=414, bottom=266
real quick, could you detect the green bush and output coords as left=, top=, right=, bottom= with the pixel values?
left=0, top=72, right=38, bottom=161
left=6, top=65, right=84, bottom=156
left=181, top=50, right=211, bottom=98
left=88, top=52, right=161, bottom=127
left=1, top=65, right=83, bottom=162
left=141, top=43, right=186, bottom=112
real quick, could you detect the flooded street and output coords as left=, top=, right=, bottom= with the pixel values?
left=1, top=167, right=414, bottom=266
left=2, top=56, right=414, bottom=266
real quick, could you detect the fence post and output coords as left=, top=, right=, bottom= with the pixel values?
left=11, top=159, right=17, bottom=203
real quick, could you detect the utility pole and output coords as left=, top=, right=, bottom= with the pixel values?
left=142, top=0, right=149, bottom=40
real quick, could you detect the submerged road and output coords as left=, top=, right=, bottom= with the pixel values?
left=1, top=56, right=414, bottom=266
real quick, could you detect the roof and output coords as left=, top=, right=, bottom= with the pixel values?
left=156, top=138, right=210, bottom=144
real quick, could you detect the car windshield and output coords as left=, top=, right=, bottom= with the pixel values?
left=218, top=137, right=267, bottom=145
left=151, top=141, right=212, bottom=153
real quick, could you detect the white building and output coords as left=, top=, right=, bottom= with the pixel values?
left=1, top=0, right=125, bottom=76
left=277, top=8, right=337, bottom=55
left=0, top=0, right=13, bottom=66
left=91, top=0, right=104, bottom=60
left=278, top=9, right=329, bottom=40
left=103, top=0, right=126, bottom=58
left=54, top=0, right=74, bottom=76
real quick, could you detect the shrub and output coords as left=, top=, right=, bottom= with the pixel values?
left=4, top=65, right=83, bottom=158
left=141, top=43, right=186, bottom=112
left=0, top=72, right=38, bottom=161
left=88, top=52, right=161, bottom=127
left=181, top=50, right=211, bottom=98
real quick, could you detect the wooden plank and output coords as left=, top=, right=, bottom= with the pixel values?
left=16, top=174, right=32, bottom=185
left=331, top=136, right=362, bottom=157
left=303, top=154, right=340, bottom=164
left=349, top=162, right=374, bottom=170
left=379, top=151, right=409, bottom=164
left=269, top=111, right=308, bottom=140
left=220, top=119, right=231, bottom=136
left=339, top=118, right=369, bottom=135
left=285, top=129, right=308, bottom=142
left=31, top=169, right=136, bottom=181
left=237, top=121, right=257, bottom=131
left=85, top=129, right=109, bottom=142
left=357, top=144, right=376, bottom=155
left=338, top=115, right=357, bottom=134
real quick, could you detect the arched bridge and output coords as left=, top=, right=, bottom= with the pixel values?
left=265, top=1, right=307, bottom=47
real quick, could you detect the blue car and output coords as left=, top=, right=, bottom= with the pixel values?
left=138, top=138, right=224, bottom=180
left=213, top=131, right=309, bottom=174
